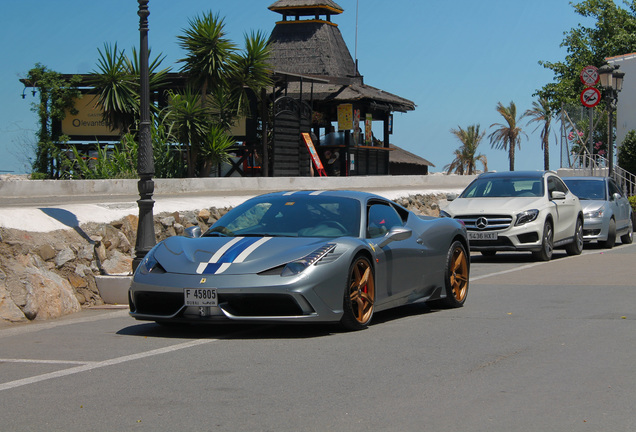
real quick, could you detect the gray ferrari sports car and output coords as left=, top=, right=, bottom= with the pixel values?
left=129, top=190, right=470, bottom=330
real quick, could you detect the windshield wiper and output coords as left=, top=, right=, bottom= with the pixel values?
left=203, top=231, right=231, bottom=237
left=240, top=233, right=296, bottom=237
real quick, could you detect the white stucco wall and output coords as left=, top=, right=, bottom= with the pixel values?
left=608, top=53, right=636, bottom=150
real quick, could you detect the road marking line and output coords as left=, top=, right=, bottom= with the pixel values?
left=0, top=339, right=212, bottom=392
left=471, top=247, right=608, bottom=282
left=0, top=310, right=130, bottom=339
left=0, top=359, right=97, bottom=365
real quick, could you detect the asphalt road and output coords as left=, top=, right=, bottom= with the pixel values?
left=1, top=243, right=635, bottom=432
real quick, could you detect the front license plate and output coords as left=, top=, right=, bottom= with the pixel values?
left=184, top=288, right=218, bottom=307
left=468, top=232, right=498, bottom=241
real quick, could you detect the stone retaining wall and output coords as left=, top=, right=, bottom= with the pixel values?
left=0, top=193, right=447, bottom=324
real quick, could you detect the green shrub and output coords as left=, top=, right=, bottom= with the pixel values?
left=629, top=195, right=636, bottom=213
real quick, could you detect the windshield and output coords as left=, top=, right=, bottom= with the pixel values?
left=461, top=177, right=544, bottom=198
left=563, top=179, right=606, bottom=200
left=204, top=195, right=361, bottom=238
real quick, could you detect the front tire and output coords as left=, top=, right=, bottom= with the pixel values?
left=533, top=220, right=553, bottom=261
left=439, top=241, right=470, bottom=308
left=565, top=217, right=584, bottom=255
left=340, top=256, right=375, bottom=330
left=599, top=218, right=616, bottom=249
left=620, top=217, right=633, bottom=244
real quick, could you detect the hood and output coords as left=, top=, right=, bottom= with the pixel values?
left=445, top=197, right=545, bottom=216
left=152, top=235, right=336, bottom=275
left=579, top=200, right=607, bottom=213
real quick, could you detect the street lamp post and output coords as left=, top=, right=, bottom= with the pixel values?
left=598, top=62, right=625, bottom=178
left=133, top=0, right=155, bottom=271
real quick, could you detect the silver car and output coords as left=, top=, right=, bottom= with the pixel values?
left=562, top=176, right=633, bottom=248
left=129, top=190, right=470, bottom=330
left=441, top=171, right=584, bottom=261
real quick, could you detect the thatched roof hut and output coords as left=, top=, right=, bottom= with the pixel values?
left=389, top=144, right=435, bottom=175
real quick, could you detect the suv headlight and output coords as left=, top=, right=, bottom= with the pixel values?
left=515, top=209, right=539, bottom=226
left=439, top=210, right=451, bottom=218
left=585, top=208, right=604, bottom=219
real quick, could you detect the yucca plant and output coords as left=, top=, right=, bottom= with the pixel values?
left=90, top=43, right=138, bottom=134
left=199, top=124, right=236, bottom=177
left=177, top=12, right=237, bottom=103
left=161, top=89, right=211, bottom=176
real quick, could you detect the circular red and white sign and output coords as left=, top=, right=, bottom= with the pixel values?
left=580, top=87, right=601, bottom=108
left=580, top=65, right=600, bottom=86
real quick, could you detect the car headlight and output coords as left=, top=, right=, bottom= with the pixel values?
left=439, top=210, right=451, bottom=218
left=137, top=249, right=165, bottom=275
left=515, top=209, right=539, bottom=226
left=585, top=208, right=604, bottom=219
left=281, top=244, right=336, bottom=277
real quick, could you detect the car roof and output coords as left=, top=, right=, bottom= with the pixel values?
left=562, top=176, right=607, bottom=182
left=256, top=190, right=389, bottom=203
left=477, top=170, right=552, bottom=179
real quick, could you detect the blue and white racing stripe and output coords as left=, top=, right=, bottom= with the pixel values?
left=196, top=237, right=272, bottom=275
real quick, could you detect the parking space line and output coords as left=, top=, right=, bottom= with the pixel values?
left=0, top=310, right=130, bottom=339
left=0, top=338, right=212, bottom=392
left=470, top=247, right=606, bottom=281
left=0, top=358, right=97, bottom=365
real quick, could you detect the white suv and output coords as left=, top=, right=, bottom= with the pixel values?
left=441, top=171, right=584, bottom=261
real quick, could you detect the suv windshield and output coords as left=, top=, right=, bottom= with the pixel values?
left=563, top=179, right=606, bottom=200
left=461, top=177, right=544, bottom=198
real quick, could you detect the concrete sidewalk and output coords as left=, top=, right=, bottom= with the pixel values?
left=0, top=175, right=474, bottom=232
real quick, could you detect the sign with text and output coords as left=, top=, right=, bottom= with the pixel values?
left=580, top=65, right=600, bottom=86
left=365, top=113, right=373, bottom=145
left=62, top=95, right=119, bottom=138
left=337, top=104, right=353, bottom=130
left=301, top=133, right=327, bottom=176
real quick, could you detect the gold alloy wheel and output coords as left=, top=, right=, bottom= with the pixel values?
left=449, top=246, right=469, bottom=302
left=349, top=258, right=375, bottom=325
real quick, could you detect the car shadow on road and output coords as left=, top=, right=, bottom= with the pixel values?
left=470, top=251, right=569, bottom=264
left=116, top=303, right=441, bottom=339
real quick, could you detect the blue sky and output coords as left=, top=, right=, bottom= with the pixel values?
left=0, top=0, right=590, bottom=175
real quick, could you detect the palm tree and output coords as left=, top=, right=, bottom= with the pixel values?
left=199, top=125, right=236, bottom=177
left=489, top=101, right=527, bottom=171
left=90, top=43, right=170, bottom=134
left=90, top=43, right=138, bottom=134
left=177, top=12, right=237, bottom=106
left=161, top=88, right=210, bottom=177
left=177, top=13, right=273, bottom=177
left=445, top=124, right=488, bottom=174
left=524, top=98, right=554, bottom=170
left=227, top=31, right=273, bottom=118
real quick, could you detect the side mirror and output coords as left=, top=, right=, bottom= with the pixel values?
left=446, top=192, right=458, bottom=201
left=551, top=191, right=566, bottom=200
left=612, top=192, right=621, bottom=201
left=377, top=226, right=412, bottom=248
left=184, top=226, right=202, bottom=238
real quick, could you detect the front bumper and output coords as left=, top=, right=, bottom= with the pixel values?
left=581, top=216, right=608, bottom=242
left=464, top=219, right=545, bottom=252
left=128, top=266, right=347, bottom=324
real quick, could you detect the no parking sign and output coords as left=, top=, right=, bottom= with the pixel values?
left=580, top=87, right=601, bottom=108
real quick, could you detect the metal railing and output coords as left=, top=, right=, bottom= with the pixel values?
left=570, top=152, right=636, bottom=196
